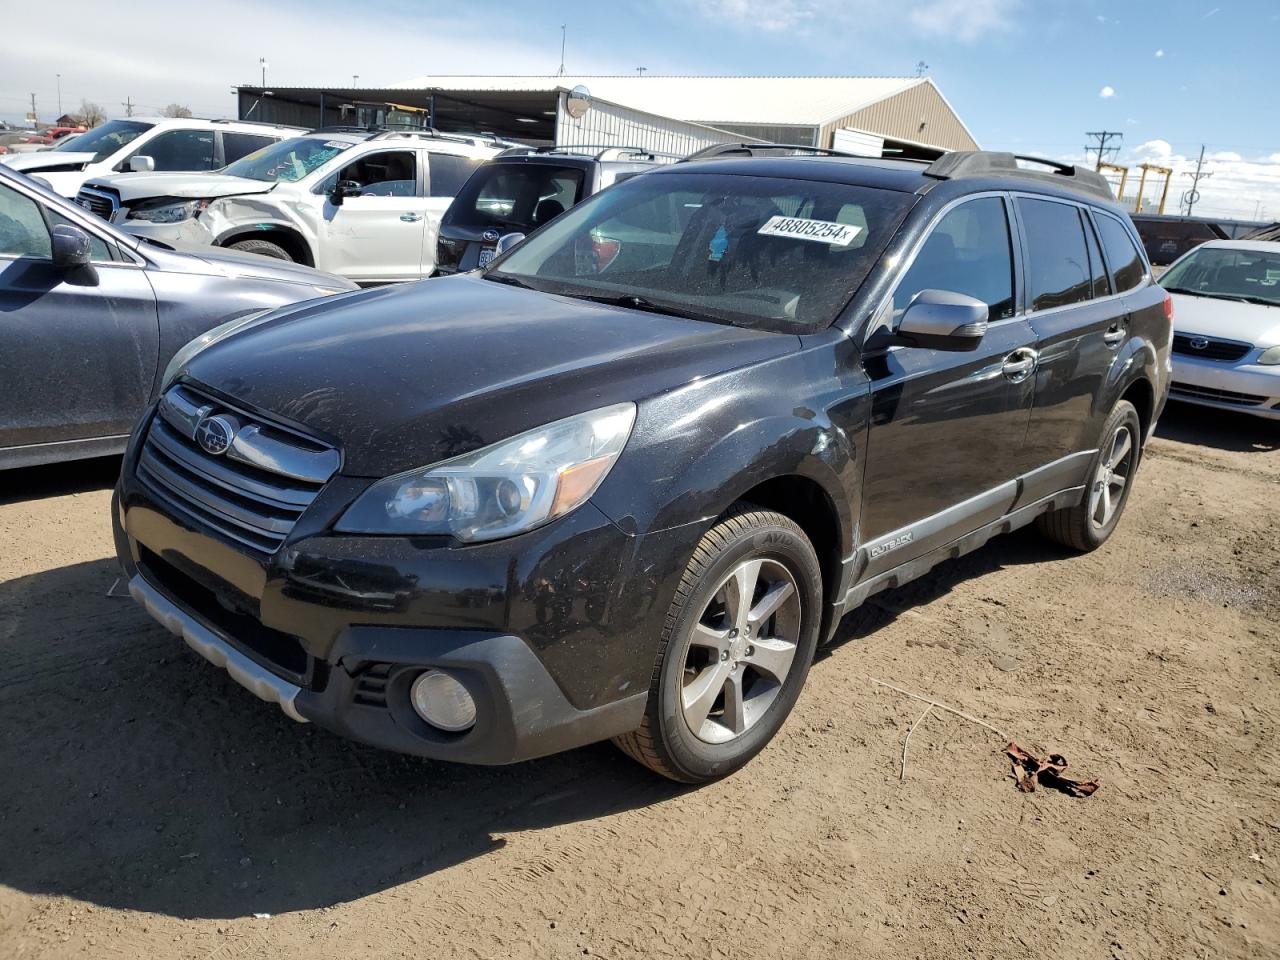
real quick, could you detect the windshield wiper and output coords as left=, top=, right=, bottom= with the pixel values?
left=1165, top=286, right=1278, bottom=306
left=483, top=271, right=537, bottom=290
left=564, top=291, right=713, bottom=322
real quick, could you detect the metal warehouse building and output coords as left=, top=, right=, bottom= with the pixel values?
left=236, top=75, right=978, bottom=159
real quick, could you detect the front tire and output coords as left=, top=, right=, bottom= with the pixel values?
left=1036, top=399, right=1142, bottom=552
left=227, top=238, right=294, bottom=261
left=614, top=506, right=822, bottom=783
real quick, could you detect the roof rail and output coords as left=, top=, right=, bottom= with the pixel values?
left=496, top=144, right=672, bottom=161
left=924, top=151, right=1115, bottom=202
left=682, top=142, right=857, bottom=161
left=210, top=118, right=300, bottom=130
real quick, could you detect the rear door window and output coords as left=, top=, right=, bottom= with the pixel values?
left=1017, top=197, right=1092, bottom=311
left=1094, top=212, right=1146, bottom=292
left=893, top=196, right=1015, bottom=321
left=428, top=153, right=484, bottom=198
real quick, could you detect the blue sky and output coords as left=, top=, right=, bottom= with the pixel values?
left=4, top=0, right=1277, bottom=216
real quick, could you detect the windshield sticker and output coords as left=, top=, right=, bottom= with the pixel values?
left=757, top=216, right=862, bottom=247
left=708, top=225, right=729, bottom=262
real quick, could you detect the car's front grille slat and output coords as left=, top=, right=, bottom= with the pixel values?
left=137, top=385, right=337, bottom=556
left=1172, top=333, right=1252, bottom=362
left=1170, top=382, right=1268, bottom=406
left=74, top=186, right=118, bottom=220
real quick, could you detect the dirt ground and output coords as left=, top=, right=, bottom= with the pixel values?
left=1, top=402, right=1277, bottom=960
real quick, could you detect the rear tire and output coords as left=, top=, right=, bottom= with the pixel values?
left=613, top=505, right=822, bottom=783
left=1036, top=399, right=1142, bottom=552
left=227, top=238, right=293, bottom=261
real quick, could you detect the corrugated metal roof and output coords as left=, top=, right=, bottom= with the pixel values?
left=391, top=75, right=925, bottom=127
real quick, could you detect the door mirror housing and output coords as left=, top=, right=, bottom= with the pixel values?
left=51, top=224, right=93, bottom=271
left=129, top=155, right=155, bottom=173
left=895, top=289, right=989, bottom=351
left=329, top=180, right=362, bottom=207
left=495, top=232, right=526, bottom=256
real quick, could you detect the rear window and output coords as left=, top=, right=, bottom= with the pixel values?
left=489, top=171, right=915, bottom=333
left=443, top=163, right=587, bottom=232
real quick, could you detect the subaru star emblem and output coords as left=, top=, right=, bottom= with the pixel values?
left=195, top=415, right=236, bottom=456
left=1188, top=337, right=1209, bottom=350
left=482, top=229, right=500, bottom=242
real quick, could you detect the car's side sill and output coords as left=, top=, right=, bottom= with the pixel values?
left=0, top=433, right=128, bottom=471
left=830, top=486, right=1085, bottom=632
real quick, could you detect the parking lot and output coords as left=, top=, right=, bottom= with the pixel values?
left=1, top=402, right=1275, bottom=959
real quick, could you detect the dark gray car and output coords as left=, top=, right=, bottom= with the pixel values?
left=0, top=165, right=357, bottom=470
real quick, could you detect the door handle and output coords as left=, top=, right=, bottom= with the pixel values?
left=1002, top=348, right=1038, bottom=382
left=400, top=213, right=423, bottom=223
left=1103, top=321, right=1126, bottom=346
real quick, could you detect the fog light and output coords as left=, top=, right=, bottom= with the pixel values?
left=410, top=670, right=477, bottom=732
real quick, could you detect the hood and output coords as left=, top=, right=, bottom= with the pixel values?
left=1170, top=292, right=1280, bottom=350
left=85, top=171, right=274, bottom=202
left=1, top=150, right=96, bottom=171
left=185, top=274, right=799, bottom=477
left=140, top=242, right=356, bottom=289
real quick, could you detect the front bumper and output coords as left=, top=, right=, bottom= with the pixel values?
left=113, top=420, right=698, bottom=764
left=1170, top=354, right=1280, bottom=419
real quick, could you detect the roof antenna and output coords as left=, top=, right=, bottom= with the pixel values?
left=558, top=24, right=566, bottom=77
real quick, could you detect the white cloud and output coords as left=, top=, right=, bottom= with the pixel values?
left=1154, top=48, right=1164, bottom=57
left=690, top=0, right=1020, bottom=42
left=1096, top=14, right=1106, bottom=22
left=1099, top=85, right=1116, bottom=98
left=1129, top=140, right=1280, bottom=219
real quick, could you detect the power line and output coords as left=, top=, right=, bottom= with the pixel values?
left=1084, top=130, right=1123, bottom=170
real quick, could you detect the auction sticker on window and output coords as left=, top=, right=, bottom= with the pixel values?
left=757, top=216, right=862, bottom=246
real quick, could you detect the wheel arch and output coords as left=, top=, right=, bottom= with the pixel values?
left=216, top=225, right=315, bottom=267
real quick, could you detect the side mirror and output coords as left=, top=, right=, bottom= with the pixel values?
left=329, top=180, right=362, bottom=206
left=896, top=289, right=989, bottom=351
left=129, top=155, right=155, bottom=173
left=495, top=232, right=526, bottom=256
left=51, top=224, right=93, bottom=271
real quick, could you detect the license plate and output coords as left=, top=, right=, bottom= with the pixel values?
left=477, top=246, right=496, bottom=268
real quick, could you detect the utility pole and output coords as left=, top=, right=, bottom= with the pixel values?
left=29, top=92, right=37, bottom=127
left=1180, top=144, right=1213, bottom=216
left=558, top=24, right=566, bottom=77
left=352, top=74, right=359, bottom=86
left=259, top=57, right=268, bottom=87
left=1084, top=131, right=1123, bottom=171
left=121, top=96, right=134, bottom=117
left=56, top=74, right=61, bottom=115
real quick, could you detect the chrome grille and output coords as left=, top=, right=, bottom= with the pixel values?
left=137, top=384, right=340, bottom=554
left=1172, top=334, right=1252, bottom=362
left=74, top=186, right=119, bottom=221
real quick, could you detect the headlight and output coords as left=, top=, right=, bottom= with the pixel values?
left=336, top=402, right=636, bottom=542
left=1258, top=345, right=1280, bottom=365
left=127, top=198, right=209, bottom=223
left=160, top=309, right=274, bottom=390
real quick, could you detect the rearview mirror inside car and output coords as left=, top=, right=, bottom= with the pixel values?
left=896, top=289, right=989, bottom=351
left=129, top=155, right=155, bottom=173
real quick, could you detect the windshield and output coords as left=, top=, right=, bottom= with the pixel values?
left=222, top=136, right=353, bottom=183
left=56, top=120, right=153, bottom=162
left=1161, top=245, right=1280, bottom=307
left=488, top=171, right=914, bottom=332
left=443, top=162, right=586, bottom=232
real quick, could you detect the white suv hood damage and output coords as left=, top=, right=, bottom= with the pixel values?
left=86, top=171, right=274, bottom=202
left=1, top=151, right=97, bottom=171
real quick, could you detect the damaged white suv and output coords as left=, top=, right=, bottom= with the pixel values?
left=75, top=130, right=502, bottom=283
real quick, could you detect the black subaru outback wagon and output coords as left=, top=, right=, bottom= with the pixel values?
left=114, top=149, right=1171, bottom=783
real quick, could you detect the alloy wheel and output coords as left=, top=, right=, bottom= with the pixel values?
left=1089, top=424, right=1133, bottom=530
left=680, top=558, right=802, bottom=744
